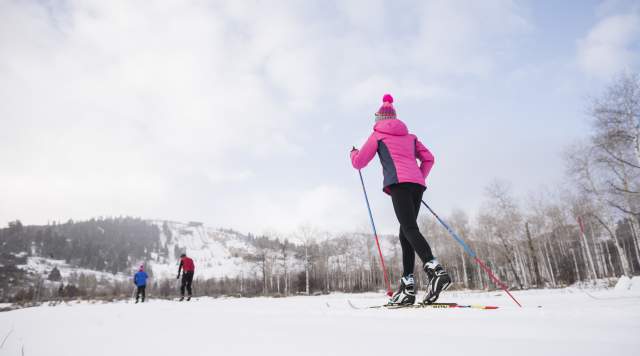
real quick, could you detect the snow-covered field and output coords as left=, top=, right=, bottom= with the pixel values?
left=1, top=287, right=639, bottom=356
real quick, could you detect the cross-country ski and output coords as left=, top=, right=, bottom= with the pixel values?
left=359, top=301, right=498, bottom=309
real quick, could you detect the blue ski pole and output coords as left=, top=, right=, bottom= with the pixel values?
left=421, top=200, right=522, bottom=307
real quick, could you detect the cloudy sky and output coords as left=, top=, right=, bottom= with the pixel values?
left=1, top=0, right=639, bottom=235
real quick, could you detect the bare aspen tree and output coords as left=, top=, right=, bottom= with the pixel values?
left=566, top=141, right=634, bottom=277
left=450, top=209, right=471, bottom=289
left=296, top=225, right=318, bottom=295
left=524, top=222, right=542, bottom=287
left=480, top=180, right=524, bottom=289
left=281, top=239, right=289, bottom=295
left=525, top=192, right=558, bottom=287
left=576, top=74, right=640, bottom=271
left=247, top=249, right=268, bottom=295
left=577, top=216, right=599, bottom=280
left=542, top=239, right=556, bottom=287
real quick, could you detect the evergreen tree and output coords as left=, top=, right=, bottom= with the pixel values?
left=47, top=266, right=62, bottom=282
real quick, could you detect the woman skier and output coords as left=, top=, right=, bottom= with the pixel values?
left=350, top=94, right=451, bottom=305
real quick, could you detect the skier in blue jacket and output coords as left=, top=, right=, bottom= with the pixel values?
left=133, top=265, right=148, bottom=303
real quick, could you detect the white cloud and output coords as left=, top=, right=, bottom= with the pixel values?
left=221, top=185, right=363, bottom=234
left=578, top=12, right=640, bottom=79
left=409, top=0, right=531, bottom=78
left=0, top=0, right=534, bottom=233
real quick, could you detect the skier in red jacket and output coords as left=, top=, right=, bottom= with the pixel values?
left=177, top=253, right=195, bottom=301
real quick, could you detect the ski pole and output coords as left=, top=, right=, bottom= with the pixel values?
left=358, top=170, right=393, bottom=297
left=421, top=200, right=523, bottom=307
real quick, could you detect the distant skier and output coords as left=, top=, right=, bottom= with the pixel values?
left=350, top=94, right=451, bottom=305
left=133, top=265, right=148, bottom=303
left=177, top=253, right=195, bottom=301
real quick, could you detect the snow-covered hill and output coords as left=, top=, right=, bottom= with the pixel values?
left=17, top=255, right=129, bottom=283
left=1, top=287, right=639, bottom=356
left=147, top=221, right=259, bottom=280
left=10, top=220, right=299, bottom=288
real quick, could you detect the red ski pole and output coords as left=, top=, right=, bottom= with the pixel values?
left=421, top=200, right=522, bottom=307
left=358, top=170, right=393, bottom=297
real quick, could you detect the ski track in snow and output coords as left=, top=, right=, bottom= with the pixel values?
left=0, top=288, right=639, bottom=356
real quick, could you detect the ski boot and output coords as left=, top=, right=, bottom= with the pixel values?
left=422, top=259, right=451, bottom=304
left=387, top=274, right=416, bottom=306
left=179, top=296, right=185, bottom=302
left=186, top=296, right=191, bottom=301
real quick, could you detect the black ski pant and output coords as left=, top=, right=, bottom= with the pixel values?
left=136, top=286, right=146, bottom=302
left=180, top=271, right=194, bottom=296
left=389, top=183, right=434, bottom=277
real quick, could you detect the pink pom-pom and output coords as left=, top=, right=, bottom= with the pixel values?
left=382, top=94, right=393, bottom=104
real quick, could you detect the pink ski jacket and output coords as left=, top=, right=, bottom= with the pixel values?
left=351, top=119, right=435, bottom=194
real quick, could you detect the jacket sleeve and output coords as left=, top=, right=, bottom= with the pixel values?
left=415, top=138, right=435, bottom=179
left=351, top=133, right=378, bottom=169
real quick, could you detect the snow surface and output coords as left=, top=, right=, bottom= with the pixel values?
left=615, top=276, right=632, bottom=291
left=631, top=277, right=640, bottom=293
left=1, top=287, right=639, bottom=356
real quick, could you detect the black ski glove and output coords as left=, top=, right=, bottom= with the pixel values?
left=176, top=274, right=180, bottom=280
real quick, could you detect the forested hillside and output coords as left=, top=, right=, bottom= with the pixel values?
left=0, top=218, right=160, bottom=274
left=1, top=208, right=638, bottom=304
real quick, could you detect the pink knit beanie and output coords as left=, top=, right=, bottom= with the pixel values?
left=375, top=94, right=397, bottom=121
